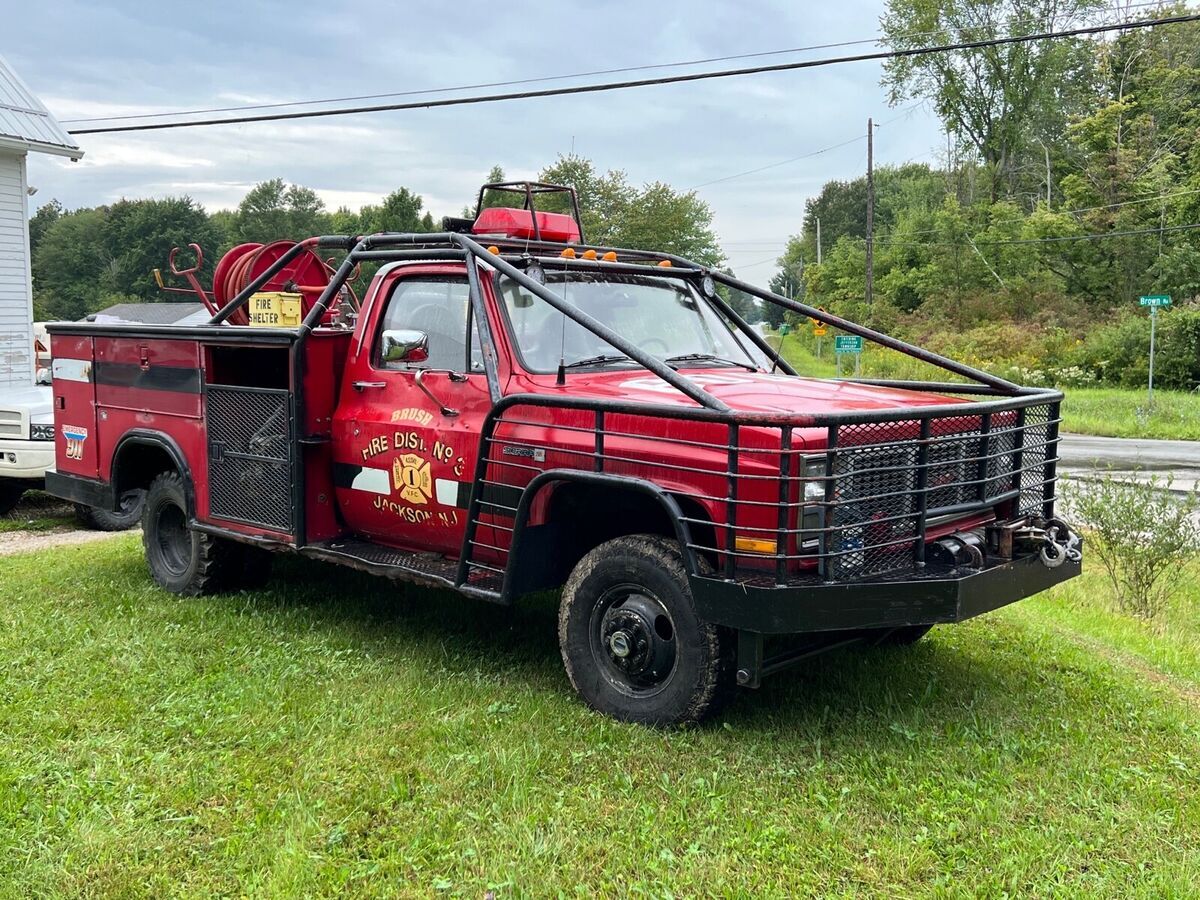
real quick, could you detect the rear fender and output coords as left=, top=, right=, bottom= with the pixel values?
left=110, top=429, right=194, bottom=515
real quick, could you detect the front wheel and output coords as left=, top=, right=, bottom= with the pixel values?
left=558, top=535, right=734, bottom=727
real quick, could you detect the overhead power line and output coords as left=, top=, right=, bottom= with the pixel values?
left=65, top=1, right=1171, bottom=127
left=71, top=12, right=1200, bottom=136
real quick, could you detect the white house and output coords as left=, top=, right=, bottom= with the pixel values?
left=0, top=55, right=81, bottom=390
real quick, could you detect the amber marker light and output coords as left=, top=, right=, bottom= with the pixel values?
left=734, top=536, right=778, bottom=555
left=602, top=251, right=618, bottom=261
left=561, top=248, right=577, bottom=258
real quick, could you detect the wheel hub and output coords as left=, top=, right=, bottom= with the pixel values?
left=595, top=589, right=677, bottom=692
left=601, top=609, right=653, bottom=675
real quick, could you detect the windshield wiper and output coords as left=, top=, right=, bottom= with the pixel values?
left=665, top=353, right=758, bottom=371
left=562, top=353, right=634, bottom=369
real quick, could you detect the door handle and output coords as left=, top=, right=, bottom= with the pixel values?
left=352, top=381, right=386, bottom=391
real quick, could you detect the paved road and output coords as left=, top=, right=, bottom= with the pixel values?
left=1059, top=433, right=1200, bottom=493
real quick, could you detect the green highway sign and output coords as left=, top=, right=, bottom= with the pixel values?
left=1139, top=294, right=1172, bottom=307
left=835, top=335, right=863, bottom=354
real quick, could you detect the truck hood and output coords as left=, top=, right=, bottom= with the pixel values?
left=561, top=370, right=966, bottom=417
left=0, top=385, right=53, bottom=416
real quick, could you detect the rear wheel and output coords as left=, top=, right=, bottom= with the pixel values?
left=142, top=471, right=244, bottom=596
left=559, top=535, right=734, bottom=727
left=74, top=488, right=145, bottom=531
left=0, top=479, right=25, bottom=516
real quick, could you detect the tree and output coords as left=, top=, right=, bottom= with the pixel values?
left=28, top=199, right=62, bottom=258
left=32, top=208, right=110, bottom=320
left=232, top=179, right=332, bottom=243
left=358, top=187, right=433, bottom=234
left=102, top=197, right=221, bottom=300
left=538, top=154, right=724, bottom=265
left=880, top=0, right=1102, bottom=199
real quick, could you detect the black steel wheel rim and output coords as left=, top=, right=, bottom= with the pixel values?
left=588, top=582, right=678, bottom=698
left=154, top=502, right=190, bottom=576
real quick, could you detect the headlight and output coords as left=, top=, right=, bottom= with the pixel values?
left=802, top=456, right=827, bottom=502
left=800, top=456, right=828, bottom=549
left=30, top=423, right=56, bottom=441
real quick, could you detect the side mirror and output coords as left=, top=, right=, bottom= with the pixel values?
left=381, top=329, right=430, bottom=364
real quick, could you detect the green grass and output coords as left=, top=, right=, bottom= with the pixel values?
left=1, top=538, right=1199, bottom=896
left=1057, top=387, right=1200, bottom=441
left=770, top=333, right=1200, bottom=440
left=0, top=491, right=75, bottom=534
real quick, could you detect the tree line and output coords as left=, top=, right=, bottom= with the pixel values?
left=773, top=1, right=1200, bottom=389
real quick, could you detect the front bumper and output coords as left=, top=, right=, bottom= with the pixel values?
left=690, top=548, right=1081, bottom=635
left=0, top=438, right=54, bottom=481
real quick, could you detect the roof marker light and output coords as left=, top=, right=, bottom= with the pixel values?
left=487, top=245, right=500, bottom=255
left=561, top=248, right=576, bottom=258
left=657, top=259, right=672, bottom=267
left=602, top=251, right=618, bottom=262
left=582, top=249, right=597, bottom=260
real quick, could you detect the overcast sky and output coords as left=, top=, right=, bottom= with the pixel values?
left=10, top=0, right=944, bottom=279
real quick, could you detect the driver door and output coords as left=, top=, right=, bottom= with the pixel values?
left=333, top=272, right=492, bottom=555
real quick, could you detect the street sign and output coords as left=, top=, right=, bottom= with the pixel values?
left=835, top=335, right=863, bottom=354
left=779, top=323, right=792, bottom=336
left=1139, top=296, right=1171, bottom=401
left=813, top=325, right=828, bottom=337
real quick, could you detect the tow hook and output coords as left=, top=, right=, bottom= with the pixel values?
left=1039, top=518, right=1081, bottom=568
left=1012, top=518, right=1081, bottom=569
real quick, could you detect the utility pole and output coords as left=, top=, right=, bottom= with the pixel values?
left=815, top=217, right=822, bottom=265
left=865, top=117, right=875, bottom=308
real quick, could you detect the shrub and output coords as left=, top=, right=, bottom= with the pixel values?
left=1071, top=306, right=1200, bottom=391
left=1065, top=472, right=1200, bottom=618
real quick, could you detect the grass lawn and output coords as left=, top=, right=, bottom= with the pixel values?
left=1057, top=388, right=1200, bottom=441
left=1, top=537, right=1198, bottom=896
left=769, top=332, right=1200, bottom=441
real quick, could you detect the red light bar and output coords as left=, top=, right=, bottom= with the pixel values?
left=473, top=206, right=581, bottom=243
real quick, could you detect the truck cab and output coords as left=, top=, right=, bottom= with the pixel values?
left=45, top=181, right=1081, bottom=725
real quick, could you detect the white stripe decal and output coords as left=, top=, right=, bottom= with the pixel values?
left=52, top=358, right=92, bottom=383
left=351, top=467, right=391, bottom=495
left=435, top=478, right=461, bottom=506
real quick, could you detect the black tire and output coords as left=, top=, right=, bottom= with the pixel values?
left=74, top=488, right=145, bottom=531
left=0, top=479, right=25, bottom=517
left=872, top=624, right=934, bottom=647
left=558, top=534, right=735, bottom=727
left=141, top=471, right=243, bottom=596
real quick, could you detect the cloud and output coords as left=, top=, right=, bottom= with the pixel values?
left=15, top=0, right=944, bottom=279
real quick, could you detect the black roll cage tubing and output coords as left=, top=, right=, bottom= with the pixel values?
left=206, top=226, right=1059, bottom=417
left=207, top=228, right=1060, bottom=555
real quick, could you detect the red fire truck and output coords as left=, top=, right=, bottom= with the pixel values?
left=45, top=182, right=1081, bottom=725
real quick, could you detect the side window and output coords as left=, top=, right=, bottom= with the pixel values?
left=375, top=277, right=484, bottom=372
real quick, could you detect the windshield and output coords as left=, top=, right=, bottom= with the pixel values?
left=496, top=273, right=761, bottom=373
